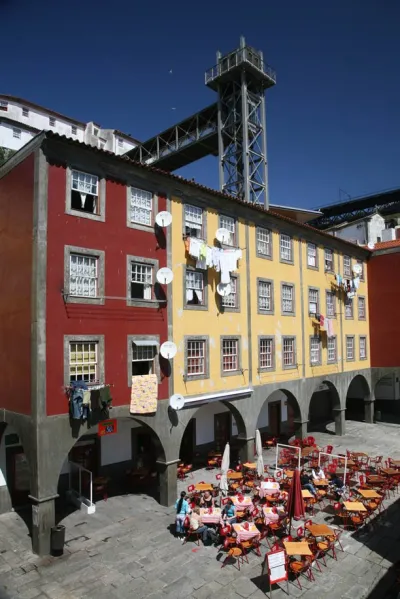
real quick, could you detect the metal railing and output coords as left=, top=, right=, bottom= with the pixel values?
left=205, top=46, right=276, bottom=85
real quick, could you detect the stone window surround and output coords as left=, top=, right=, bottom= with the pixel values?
left=127, top=334, right=161, bottom=387
left=309, top=335, right=322, bottom=367
left=358, top=295, right=366, bottom=320
left=63, top=334, right=105, bottom=388
left=308, top=286, right=320, bottom=317
left=220, top=335, right=242, bottom=378
left=344, top=297, right=354, bottom=320
left=183, top=265, right=209, bottom=311
left=357, top=260, right=365, bottom=281
left=183, top=335, right=210, bottom=382
left=327, top=335, right=337, bottom=364
left=282, top=335, right=297, bottom=370
left=325, top=289, right=337, bottom=319
left=126, top=184, right=159, bottom=233
left=281, top=281, right=296, bottom=317
left=257, top=277, right=274, bottom=315
left=346, top=335, right=355, bottom=362
left=64, top=245, right=105, bottom=305
left=182, top=202, right=207, bottom=240
left=279, top=232, right=294, bottom=265
left=359, top=335, right=368, bottom=361
left=255, top=226, right=273, bottom=260
left=258, top=335, right=275, bottom=372
left=218, top=213, right=239, bottom=248
left=324, top=247, right=335, bottom=273
left=343, top=254, right=352, bottom=278
left=220, top=274, right=240, bottom=313
left=126, top=254, right=160, bottom=308
left=65, top=166, right=106, bottom=222
left=306, top=242, right=319, bottom=271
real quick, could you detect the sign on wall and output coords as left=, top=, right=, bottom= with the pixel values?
left=98, top=419, right=118, bottom=437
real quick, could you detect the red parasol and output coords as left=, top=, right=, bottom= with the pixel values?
left=286, top=468, right=305, bottom=528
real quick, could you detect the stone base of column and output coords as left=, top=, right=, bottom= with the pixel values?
left=294, top=421, right=308, bottom=441
left=333, top=408, right=346, bottom=436
left=364, top=401, right=375, bottom=424
left=0, top=485, right=12, bottom=514
left=238, top=438, right=255, bottom=464
left=156, top=460, right=179, bottom=507
left=29, top=495, right=57, bottom=556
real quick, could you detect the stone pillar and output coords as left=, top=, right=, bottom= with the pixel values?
left=29, top=494, right=57, bottom=556
left=156, top=460, right=179, bottom=507
left=0, top=486, right=12, bottom=514
left=333, top=408, right=346, bottom=436
left=294, top=421, right=308, bottom=441
left=364, top=401, right=375, bottom=424
left=239, top=438, right=255, bottom=464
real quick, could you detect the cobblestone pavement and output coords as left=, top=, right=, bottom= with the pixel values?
left=1, top=420, right=400, bottom=599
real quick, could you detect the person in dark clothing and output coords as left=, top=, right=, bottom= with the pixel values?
left=330, top=474, right=345, bottom=499
left=300, top=469, right=318, bottom=497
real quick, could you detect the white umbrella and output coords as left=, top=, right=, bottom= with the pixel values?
left=219, top=442, right=230, bottom=495
left=256, top=429, right=264, bottom=477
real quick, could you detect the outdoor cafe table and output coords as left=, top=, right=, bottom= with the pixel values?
left=231, top=495, right=253, bottom=510
left=381, top=468, right=400, bottom=477
left=283, top=541, right=312, bottom=556
left=243, top=462, right=256, bottom=469
left=301, top=490, right=314, bottom=499
left=305, top=523, right=334, bottom=537
left=227, top=472, right=243, bottom=480
left=391, top=460, right=400, bottom=468
left=344, top=501, right=367, bottom=512
left=358, top=489, right=381, bottom=499
left=258, top=481, right=280, bottom=498
left=314, top=479, right=329, bottom=486
left=367, top=475, right=386, bottom=485
left=232, top=523, right=260, bottom=543
left=301, top=446, right=316, bottom=457
left=199, top=507, right=221, bottom=524
left=352, top=452, right=368, bottom=458
left=195, top=483, right=213, bottom=492
left=284, top=470, right=294, bottom=478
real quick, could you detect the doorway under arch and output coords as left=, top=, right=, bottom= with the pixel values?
left=0, top=422, right=30, bottom=514
left=374, top=373, right=400, bottom=424
left=256, top=389, right=302, bottom=442
left=308, top=381, right=341, bottom=433
left=346, top=375, right=371, bottom=422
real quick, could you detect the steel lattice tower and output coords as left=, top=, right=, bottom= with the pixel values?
left=205, top=36, right=276, bottom=208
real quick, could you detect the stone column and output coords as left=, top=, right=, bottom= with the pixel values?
left=0, top=486, right=12, bottom=514
left=364, top=400, right=375, bottom=424
left=29, top=494, right=57, bottom=556
left=333, top=408, right=346, bottom=436
left=294, top=420, right=308, bottom=441
left=238, top=438, right=255, bottom=464
left=156, top=459, right=179, bottom=507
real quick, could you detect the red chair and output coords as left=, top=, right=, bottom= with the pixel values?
left=296, top=526, right=305, bottom=540
left=221, top=497, right=229, bottom=506
left=187, top=484, right=195, bottom=493
left=326, top=445, right=333, bottom=454
left=215, top=474, right=222, bottom=481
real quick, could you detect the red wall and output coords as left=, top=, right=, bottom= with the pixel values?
left=368, top=252, right=400, bottom=367
left=46, top=164, right=169, bottom=416
left=0, top=155, right=35, bottom=414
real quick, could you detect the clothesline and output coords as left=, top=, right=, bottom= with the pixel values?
left=184, top=237, right=242, bottom=285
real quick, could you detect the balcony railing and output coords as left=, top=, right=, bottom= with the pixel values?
left=205, top=45, right=276, bottom=85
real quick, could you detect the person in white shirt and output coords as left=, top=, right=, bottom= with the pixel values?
left=312, top=466, right=325, bottom=481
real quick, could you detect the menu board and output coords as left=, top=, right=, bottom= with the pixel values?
left=264, top=550, right=287, bottom=584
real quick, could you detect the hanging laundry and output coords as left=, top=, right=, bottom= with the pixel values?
left=319, top=314, right=325, bottom=328
left=189, top=238, right=202, bottom=259
left=219, top=252, right=232, bottom=284
left=212, top=247, right=221, bottom=271
left=69, top=381, right=88, bottom=421
left=206, top=246, right=213, bottom=268
left=130, top=374, right=158, bottom=414
left=82, top=390, right=91, bottom=406
left=186, top=289, right=194, bottom=302
left=199, top=242, right=207, bottom=259
left=100, top=385, right=112, bottom=408
left=196, top=256, right=207, bottom=269
left=353, top=276, right=360, bottom=290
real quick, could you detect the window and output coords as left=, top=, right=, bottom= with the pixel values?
left=282, top=284, right=294, bottom=315
left=308, top=288, right=319, bottom=316
left=346, top=336, right=355, bottom=361
left=307, top=243, right=318, bottom=268
left=221, top=276, right=238, bottom=310
left=186, top=339, right=207, bottom=377
left=343, top=255, right=351, bottom=277
left=69, top=254, right=98, bottom=298
left=13, top=128, right=21, bottom=139
left=184, top=204, right=204, bottom=238
left=256, top=227, right=272, bottom=257
left=130, top=187, right=153, bottom=226
left=185, top=269, right=205, bottom=307
left=0, top=100, right=8, bottom=111
left=49, top=117, right=56, bottom=127
left=71, top=125, right=77, bottom=135
left=358, top=296, right=366, bottom=320
left=283, top=337, right=296, bottom=368
left=326, top=291, right=335, bottom=317
left=118, top=138, right=123, bottom=148
left=258, top=279, right=273, bottom=313
left=359, top=336, right=367, bottom=360
left=310, top=337, right=321, bottom=366
left=280, top=234, right=292, bottom=262
left=222, top=338, right=240, bottom=373
left=357, top=260, right=364, bottom=280
left=324, top=249, right=334, bottom=272
left=130, top=261, right=153, bottom=300
left=327, top=337, right=337, bottom=363
left=219, top=215, right=236, bottom=246
left=345, top=298, right=353, bottom=319
left=69, top=342, right=98, bottom=382
left=93, top=128, right=99, bottom=136
left=22, top=107, right=29, bottom=117
left=132, top=342, right=157, bottom=376
left=70, top=169, right=99, bottom=215
left=259, top=337, right=274, bottom=370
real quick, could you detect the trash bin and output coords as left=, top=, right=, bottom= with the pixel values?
left=51, top=525, right=66, bottom=557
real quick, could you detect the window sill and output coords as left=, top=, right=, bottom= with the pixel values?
left=221, top=369, right=242, bottom=378
left=65, top=207, right=105, bottom=222
left=127, top=220, right=154, bottom=233
left=310, top=362, right=322, bottom=367
left=279, top=258, right=294, bottom=265
left=307, top=265, right=319, bottom=271
left=127, top=299, right=167, bottom=308
left=258, top=309, right=274, bottom=316
left=258, top=367, right=275, bottom=374
left=256, top=252, right=273, bottom=261
left=64, top=295, right=105, bottom=306
left=327, top=360, right=337, bottom=365
left=282, top=312, right=296, bottom=317
left=220, top=306, right=240, bottom=313
left=183, top=373, right=209, bottom=382
left=282, top=364, right=297, bottom=371
left=184, top=304, right=208, bottom=311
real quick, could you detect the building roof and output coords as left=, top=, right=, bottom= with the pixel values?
left=372, top=239, right=400, bottom=251
left=0, top=95, right=86, bottom=127
left=268, top=204, right=322, bottom=224
left=2, top=130, right=371, bottom=256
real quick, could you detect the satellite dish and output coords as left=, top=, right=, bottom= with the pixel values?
left=169, top=394, right=185, bottom=410
left=156, top=267, right=174, bottom=285
left=155, top=211, right=172, bottom=227
left=367, top=242, right=375, bottom=250
left=216, top=228, right=231, bottom=244
left=160, top=341, right=177, bottom=359
left=352, top=263, right=362, bottom=275
left=217, top=282, right=232, bottom=297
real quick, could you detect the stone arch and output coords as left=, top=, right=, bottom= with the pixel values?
left=307, top=380, right=341, bottom=433
left=373, top=370, right=400, bottom=423
left=346, top=374, right=372, bottom=423
left=0, top=420, right=31, bottom=514
left=256, top=388, right=302, bottom=441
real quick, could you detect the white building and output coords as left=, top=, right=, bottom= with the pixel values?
left=326, top=212, right=400, bottom=247
left=0, top=95, right=138, bottom=156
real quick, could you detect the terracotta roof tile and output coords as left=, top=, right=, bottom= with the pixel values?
left=372, top=239, right=400, bottom=250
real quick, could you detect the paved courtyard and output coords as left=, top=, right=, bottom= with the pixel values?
left=1, top=420, right=400, bottom=599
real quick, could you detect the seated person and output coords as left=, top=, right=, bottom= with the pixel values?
left=300, top=469, right=318, bottom=497
left=200, top=490, right=214, bottom=509
left=189, top=508, right=210, bottom=543
left=311, top=466, right=325, bottom=481
left=330, top=473, right=345, bottom=499
left=222, top=499, right=236, bottom=524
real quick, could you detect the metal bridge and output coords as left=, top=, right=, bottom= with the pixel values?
left=128, top=37, right=276, bottom=208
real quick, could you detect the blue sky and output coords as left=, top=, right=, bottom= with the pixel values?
left=2, top=0, right=400, bottom=209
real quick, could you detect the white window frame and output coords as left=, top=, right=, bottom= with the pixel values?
left=222, top=338, right=240, bottom=373
left=219, top=215, right=236, bottom=246
left=258, top=280, right=272, bottom=312
left=71, top=125, right=77, bottom=135
left=357, top=260, right=364, bottom=281
left=282, top=284, right=294, bottom=314
left=185, top=269, right=205, bottom=307
left=283, top=337, right=295, bottom=368
left=308, top=288, right=319, bottom=315
left=69, top=341, right=98, bottom=383
left=346, top=336, right=355, bottom=361
left=130, top=187, right=153, bottom=227
left=71, top=169, right=99, bottom=196
left=359, top=336, right=367, bottom=360
left=256, top=227, right=272, bottom=257
left=186, top=339, right=206, bottom=377
left=307, top=243, right=317, bottom=268
left=132, top=344, right=156, bottom=374
left=310, top=337, right=321, bottom=366
left=327, top=337, right=336, bottom=363
left=184, top=204, right=204, bottom=238
left=259, top=337, right=274, bottom=370
left=280, top=234, right=292, bottom=262
left=13, top=128, right=21, bottom=139
left=343, top=255, right=351, bottom=277
left=345, top=298, right=353, bottom=319
left=326, top=291, right=335, bottom=317
left=130, top=261, right=153, bottom=301
left=324, top=248, right=333, bottom=272
left=69, top=253, right=98, bottom=298
left=358, top=296, right=366, bottom=320
left=66, top=167, right=105, bottom=222
left=222, top=276, right=238, bottom=309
